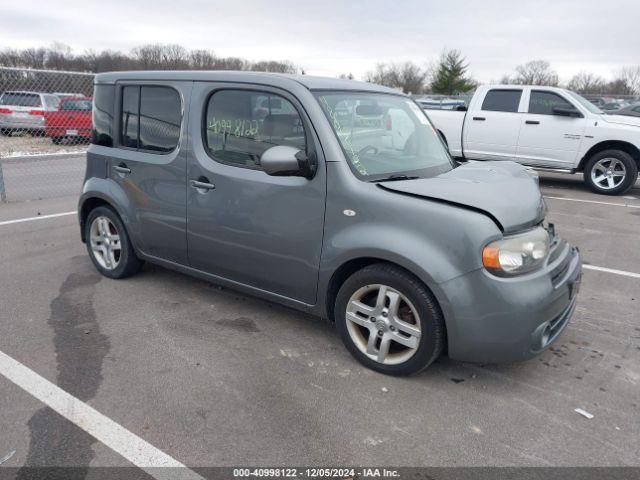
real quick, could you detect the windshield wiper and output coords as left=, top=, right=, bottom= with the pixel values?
left=370, top=174, right=420, bottom=183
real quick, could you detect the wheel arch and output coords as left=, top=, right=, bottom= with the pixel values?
left=79, top=197, right=115, bottom=243
left=578, top=140, right=640, bottom=171
left=323, top=256, right=450, bottom=330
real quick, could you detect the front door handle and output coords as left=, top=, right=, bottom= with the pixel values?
left=525, top=120, right=540, bottom=125
left=113, top=164, right=131, bottom=176
left=190, top=178, right=215, bottom=192
left=472, top=116, right=486, bottom=121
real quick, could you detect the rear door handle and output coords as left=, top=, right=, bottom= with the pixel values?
left=113, top=164, right=131, bottom=175
left=525, top=120, right=540, bottom=125
left=472, top=116, right=486, bottom=121
left=190, top=178, right=215, bottom=192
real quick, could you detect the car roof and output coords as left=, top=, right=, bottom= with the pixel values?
left=1, top=91, right=45, bottom=95
left=94, top=70, right=400, bottom=94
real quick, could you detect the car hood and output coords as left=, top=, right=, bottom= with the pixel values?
left=378, top=161, right=546, bottom=233
left=601, top=114, right=640, bottom=127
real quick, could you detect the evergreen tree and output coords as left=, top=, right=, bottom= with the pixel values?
left=430, top=50, right=476, bottom=94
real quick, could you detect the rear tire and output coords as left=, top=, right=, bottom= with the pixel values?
left=335, top=263, right=445, bottom=376
left=584, top=149, right=638, bottom=195
left=51, top=137, right=64, bottom=145
left=0, top=128, right=11, bottom=136
left=85, top=206, right=143, bottom=279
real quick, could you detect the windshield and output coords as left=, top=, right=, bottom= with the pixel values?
left=566, top=91, right=604, bottom=115
left=315, top=92, right=454, bottom=181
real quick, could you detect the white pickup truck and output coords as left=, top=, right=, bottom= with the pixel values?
left=427, top=85, right=640, bottom=195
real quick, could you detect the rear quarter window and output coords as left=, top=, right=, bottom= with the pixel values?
left=117, top=85, right=182, bottom=153
left=91, top=85, right=115, bottom=147
left=481, top=89, right=522, bottom=113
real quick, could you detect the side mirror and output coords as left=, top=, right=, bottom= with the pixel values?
left=260, top=145, right=317, bottom=179
left=552, top=106, right=583, bottom=118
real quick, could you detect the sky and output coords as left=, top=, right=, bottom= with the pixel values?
left=2, top=0, right=639, bottom=83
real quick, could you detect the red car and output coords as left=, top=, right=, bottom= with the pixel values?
left=44, top=96, right=92, bottom=144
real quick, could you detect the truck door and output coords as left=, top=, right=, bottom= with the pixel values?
left=464, top=88, right=524, bottom=161
left=516, top=90, right=587, bottom=169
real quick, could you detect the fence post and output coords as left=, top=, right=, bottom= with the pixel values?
left=0, top=159, right=6, bottom=203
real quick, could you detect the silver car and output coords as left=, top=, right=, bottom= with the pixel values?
left=0, top=90, right=60, bottom=135
left=78, top=71, right=582, bottom=375
left=612, top=103, right=640, bottom=118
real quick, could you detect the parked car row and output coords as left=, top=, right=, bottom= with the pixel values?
left=0, top=90, right=92, bottom=144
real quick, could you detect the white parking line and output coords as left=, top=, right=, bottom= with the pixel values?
left=544, top=195, right=640, bottom=209
left=0, top=211, right=76, bottom=227
left=0, top=350, right=204, bottom=480
left=583, top=264, right=640, bottom=279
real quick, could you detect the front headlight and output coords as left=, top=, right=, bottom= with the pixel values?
left=482, top=226, right=550, bottom=276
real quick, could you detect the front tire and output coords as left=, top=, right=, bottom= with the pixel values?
left=584, top=149, right=638, bottom=195
left=85, top=206, right=143, bottom=279
left=335, top=263, right=446, bottom=376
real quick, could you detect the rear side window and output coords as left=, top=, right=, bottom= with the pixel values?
left=529, top=91, right=573, bottom=115
left=204, top=90, right=306, bottom=170
left=121, top=86, right=139, bottom=148
left=91, top=85, right=115, bottom=147
left=119, top=85, right=182, bottom=153
left=633, top=107, right=640, bottom=113
left=0, top=92, right=42, bottom=107
left=481, top=89, right=522, bottom=113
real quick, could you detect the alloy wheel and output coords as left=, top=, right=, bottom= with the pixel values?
left=345, top=284, right=421, bottom=365
left=590, top=157, right=627, bottom=191
left=89, top=216, right=121, bottom=270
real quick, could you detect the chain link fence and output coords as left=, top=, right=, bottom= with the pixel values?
left=0, top=67, right=93, bottom=202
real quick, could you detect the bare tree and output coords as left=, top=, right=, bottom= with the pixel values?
left=604, top=78, right=634, bottom=96
left=365, top=61, right=427, bottom=94
left=189, top=49, right=217, bottom=69
left=567, top=72, right=606, bottom=93
left=213, top=56, right=249, bottom=71
left=131, top=44, right=189, bottom=70
left=505, top=60, right=559, bottom=86
left=250, top=60, right=297, bottom=74
left=618, top=66, right=640, bottom=95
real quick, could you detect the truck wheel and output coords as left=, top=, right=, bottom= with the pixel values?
left=0, top=128, right=11, bottom=136
left=335, top=263, right=445, bottom=376
left=584, top=150, right=638, bottom=195
left=51, top=137, right=64, bottom=145
left=85, top=206, right=143, bottom=279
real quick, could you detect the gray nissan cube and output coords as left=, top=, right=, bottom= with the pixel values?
left=79, top=71, right=582, bottom=375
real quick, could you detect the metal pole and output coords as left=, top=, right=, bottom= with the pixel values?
left=0, top=159, right=6, bottom=203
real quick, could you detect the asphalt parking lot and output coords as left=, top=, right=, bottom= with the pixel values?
left=0, top=164, right=638, bottom=475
